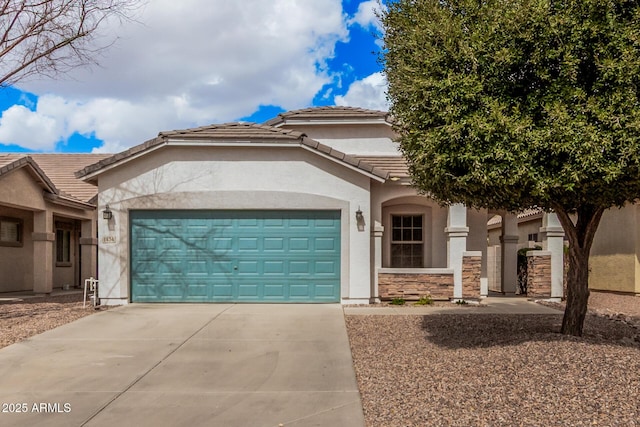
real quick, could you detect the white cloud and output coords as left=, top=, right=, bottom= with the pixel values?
left=350, top=0, right=385, bottom=32
left=0, top=104, right=64, bottom=151
left=3, top=0, right=350, bottom=152
left=335, top=72, right=389, bottom=111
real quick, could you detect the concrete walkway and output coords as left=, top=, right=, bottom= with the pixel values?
left=0, top=304, right=364, bottom=427
left=343, top=296, right=563, bottom=315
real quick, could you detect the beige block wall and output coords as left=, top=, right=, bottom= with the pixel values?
left=589, top=255, right=637, bottom=293
left=590, top=206, right=640, bottom=294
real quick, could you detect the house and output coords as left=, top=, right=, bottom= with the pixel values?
left=75, top=106, right=493, bottom=305
left=0, top=107, right=571, bottom=303
left=487, top=207, right=640, bottom=296
left=0, top=154, right=110, bottom=294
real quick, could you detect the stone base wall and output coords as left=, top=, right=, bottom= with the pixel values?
left=527, top=251, right=552, bottom=298
left=378, top=272, right=453, bottom=300
left=462, top=254, right=481, bottom=299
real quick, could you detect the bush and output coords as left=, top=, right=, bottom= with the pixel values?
left=415, top=295, right=434, bottom=305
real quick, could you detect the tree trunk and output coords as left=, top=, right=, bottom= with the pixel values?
left=553, top=205, right=605, bottom=337
left=561, top=243, right=590, bottom=336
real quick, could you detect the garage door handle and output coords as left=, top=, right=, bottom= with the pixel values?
left=233, top=266, right=238, bottom=270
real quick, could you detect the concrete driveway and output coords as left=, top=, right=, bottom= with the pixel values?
left=0, top=304, right=364, bottom=427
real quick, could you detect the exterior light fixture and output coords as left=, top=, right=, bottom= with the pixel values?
left=355, top=207, right=365, bottom=232
left=389, top=176, right=401, bottom=181
left=102, top=205, right=113, bottom=220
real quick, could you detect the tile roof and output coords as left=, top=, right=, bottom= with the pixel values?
left=0, top=153, right=110, bottom=204
left=353, top=156, right=409, bottom=179
left=264, top=106, right=391, bottom=126
left=161, top=122, right=306, bottom=141
left=76, top=122, right=390, bottom=181
left=487, top=208, right=544, bottom=227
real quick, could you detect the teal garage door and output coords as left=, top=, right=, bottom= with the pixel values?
left=130, top=210, right=341, bottom=303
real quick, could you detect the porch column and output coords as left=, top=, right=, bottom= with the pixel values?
left=446, top=204, right=469, bottom=299
left=79, top=218, right=98, bottom=284
left=540, top=212, right=565, bottom=300
left=500, top=213, right=519, bottom=294
left=371, top=221, right=384, bottom=303
left=32, top=210, right=54, bottom=294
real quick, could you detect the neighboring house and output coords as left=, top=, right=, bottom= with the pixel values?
left=76, top=107, right=491, bottom=305
left=0, top=154, right=110, bottom=293
left=488, top=209, right=545, bottom=248
left=488, top=207, right=640, bottom=295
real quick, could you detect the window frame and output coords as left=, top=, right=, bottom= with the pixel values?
left=55, top=222, right=73, bottom=267
left=0, top=216, right=23, bottom=247
left=390, top=214, right=424, bottom=268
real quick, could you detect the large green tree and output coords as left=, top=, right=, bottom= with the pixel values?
left=382, top=0, right=640, bottom=336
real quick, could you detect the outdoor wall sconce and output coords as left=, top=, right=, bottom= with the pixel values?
left=355, top=207, right=365, bottom=232
left=102, top=205, right=113, bottom=221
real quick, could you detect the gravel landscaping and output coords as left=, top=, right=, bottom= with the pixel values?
left=0, top=292, right=107, bottom=349
left=345, top=292, right=640, bottom=427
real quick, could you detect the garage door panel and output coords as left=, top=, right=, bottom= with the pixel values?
left=289, top=238, right=310, bottom=251
left=264, top=237, right=284, bottom=251
left=315, top=261, right=338, bottom=274
left=314, top=284, right=338, bottom=297
left=237, top=261, right=259, bottom=274
left=131, top=210, right=340, bottom=303
left=238, top=283, right=259, bottom=297
left=212, top=283, right=234, bottom=297
left=264, top=261, right=285, bottom=274
left=238, top=238, right=259, bottom=250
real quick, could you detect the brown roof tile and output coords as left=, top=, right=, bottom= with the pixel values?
left=353, top=156, right=410, bottom=179
left=0, top=153, right=110, bottom=203
left=30, top=154, right=110, bottom=203
left=487, top=208, right=544, bottom=227
left=160, top=122, right=306, bottom=141
left=265, top=106, right=390, bottom=126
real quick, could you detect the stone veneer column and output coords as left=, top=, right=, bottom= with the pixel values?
left=540, top=212, right=565, bottom=300
left=446, top=204, right=469, bottom=299
left=462, top=251, right=482, bottom=299
left=500, top=213, right=519, bottom=294
left=527, top=251, right=552, bottom=298
left=32, top=210, right=54, bottom=294
left=371, top=221, right=384, bottom=303
left=79, top=218, right=98, bottom=284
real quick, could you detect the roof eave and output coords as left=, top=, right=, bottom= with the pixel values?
left=44, top=193, right=96, bottom=210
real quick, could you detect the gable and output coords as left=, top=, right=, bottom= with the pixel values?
left=0, top=167, right=48, bottom=210
left=77, top=122, right=389, bottom=184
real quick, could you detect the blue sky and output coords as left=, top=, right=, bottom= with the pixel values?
left=0, top=0, right=387, bottom=154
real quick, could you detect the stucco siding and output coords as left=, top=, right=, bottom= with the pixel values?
left=0, top=207, right=34, bottom=292
left=96, top=146, right=373, bottom=304
left=285, top=123, right=399, bottom=156
left=467, top=209, right=489, bottom=277
left=0, top=168, right=47, bottom=211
